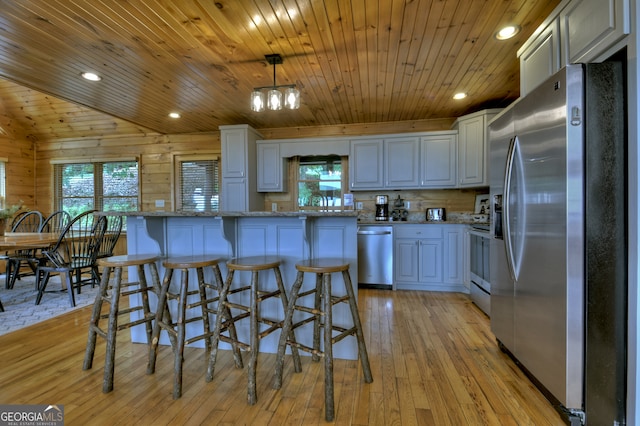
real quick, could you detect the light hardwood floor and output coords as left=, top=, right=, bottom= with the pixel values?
left=0, top=289, right=564, bottom=425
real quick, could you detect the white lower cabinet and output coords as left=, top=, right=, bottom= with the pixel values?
left=393, top=224, right=465, bottom=292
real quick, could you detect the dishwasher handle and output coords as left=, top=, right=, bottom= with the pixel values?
left=357, top=230, right=392, bottom=235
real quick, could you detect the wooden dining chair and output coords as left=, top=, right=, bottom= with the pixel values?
left=40, top=210, right=71, bottom=233
left=90, top=215, right=123, bottom=284
left=4, top=210, right=44, bottom=289
left=35, top=210, right=108, bottom=307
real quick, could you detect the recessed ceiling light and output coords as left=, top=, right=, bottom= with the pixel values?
left=495, top=25, right=521, bottom=40
left=81, top=72, right=101, bottom=81
left=453, top=92, right=467, bottom=100
left=168, top=112, right=181, bottom=119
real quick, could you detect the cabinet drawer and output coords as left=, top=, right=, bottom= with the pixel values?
left=394, top=226, right=442, bottom=239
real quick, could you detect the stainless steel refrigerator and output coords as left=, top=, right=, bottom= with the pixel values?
left=489, top=63, right=626, bottom=425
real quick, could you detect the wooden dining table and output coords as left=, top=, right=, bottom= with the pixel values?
left=0, top=232, right=60, bottom=312
left=0, top=232, right=60, bottom=251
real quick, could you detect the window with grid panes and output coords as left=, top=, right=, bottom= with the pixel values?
left=174, top=155, right=220, bottom=212
left=297, top=155, right=344, bottom=210
left=53, top=160, right=139, bottom=218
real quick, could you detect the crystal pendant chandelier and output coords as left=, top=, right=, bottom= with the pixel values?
left=250, top=54, right=300, bottom=112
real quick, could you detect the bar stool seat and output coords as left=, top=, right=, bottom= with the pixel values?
left=273, top=257, right=373, bottom=422
left=147, top=255, right=242, bottom=399
left=206, top=255, right=301, bottom=405
left=83, top=254, right=162, bottom=393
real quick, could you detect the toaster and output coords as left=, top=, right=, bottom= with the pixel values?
left=426, top=208, right=446, bottom=221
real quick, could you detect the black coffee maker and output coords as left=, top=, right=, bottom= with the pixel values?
left=375, top=195, right=389, bottom=221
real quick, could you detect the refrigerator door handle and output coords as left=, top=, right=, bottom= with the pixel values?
left=503, top=135, right=518, bottom=281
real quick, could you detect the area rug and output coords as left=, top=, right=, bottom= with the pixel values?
left=0, top=274, right=99, bottom=336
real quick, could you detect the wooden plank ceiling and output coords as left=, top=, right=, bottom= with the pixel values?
left=0, top=0, right=560, bottom=141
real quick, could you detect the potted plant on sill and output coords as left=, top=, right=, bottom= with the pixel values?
left=0, top=202, right=24, bottom=236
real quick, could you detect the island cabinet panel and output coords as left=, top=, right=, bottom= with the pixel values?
left=123, top=212, right=359, bottom=360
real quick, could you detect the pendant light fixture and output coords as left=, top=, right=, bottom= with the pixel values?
left=250, top=54, right=300, bottom=112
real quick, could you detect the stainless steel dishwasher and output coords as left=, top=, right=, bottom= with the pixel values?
left=357, top=225, right=393, bottom=288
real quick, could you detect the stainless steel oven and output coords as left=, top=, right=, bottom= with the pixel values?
left=469, top=225, right=490, bottom=316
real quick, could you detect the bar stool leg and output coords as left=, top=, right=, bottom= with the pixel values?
left=83, top=265, right=113, bottom=372
left=272, top=266, right=302, bottom=371
left=273, top=271, right=304, bottom=389
left=137, top=263, right=155, bottom=344
left=196, top=266, right=212, bottom=354
left=101, top=266, right=125, bottom=393
left=247, top=270, right=259, bottom=405
left=312, top=272, right=322, bottom=362
left=147, top=268, right=175, bottom=375
left=173, top=267, right=190, bottom=399
left=206, top=269, right=243, bottom=382
left=342, top=270, right=373, bottom=383
left=323, top=271, right=335, bottom=421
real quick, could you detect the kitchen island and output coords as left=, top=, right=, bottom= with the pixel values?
left=113, top=211, right=359, bottom=359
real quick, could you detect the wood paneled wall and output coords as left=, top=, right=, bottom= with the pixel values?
left=34, top=133, right=221, bottom=214
left=0, top=134, right=36, bottom=210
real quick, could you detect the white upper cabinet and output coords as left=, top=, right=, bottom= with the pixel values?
left=519, top=0, right=630, bottom=96
left=257, top=143, right=288, bottom=192
left=385, top=136, right=420, bottom=188
left=560, top=0, right=630, bottom=63
left=453, top=110, right=501, bottom=188
left=519, top=18, right=562, bottom=96
left=220, top=124, right=264, bottom=211
left=349, top=138, right=384, bottom=190
left=350, top=132, right=458, bottom=191
left=421, top=133, right=457, bottom=188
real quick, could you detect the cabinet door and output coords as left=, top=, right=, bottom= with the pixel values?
left=421, top=134, right=457, bottom=187
left=395, top=239, right=419, bottom=283
left=444, top=228, right=463, bottom=284
left=257, top=143, right=286, bottom=192
left=561, top=0, right=630, bottom=63
left=419, top=239, right=443, bottom=283
left=221, top=127, right=248, bottom=178
left=221, top=178, right=247, bottom=211
left=457, top=115, right=486, bottom=187
left=349, top=139, right=384, bottom=190
left=385, top=137, right=420, bottom=188
left=519, top=18, right=561, bottom=96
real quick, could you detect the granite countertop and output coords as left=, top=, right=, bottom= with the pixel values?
left=98, top=210, right=359, bottom=218
left=358, top=211, right=489, bottom=225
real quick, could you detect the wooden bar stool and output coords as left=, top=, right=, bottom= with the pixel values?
left=206, top=255, right=301, bottom=405
left=273, top=258, right=373, bottom=422
left=83, top=254, right=162, bottom=393
left=147, top=255, right=242, bottom=399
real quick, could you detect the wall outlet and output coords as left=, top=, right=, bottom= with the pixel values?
left=271, top=202, right=278, bottom=212
left=356, top=201, right=364, bottom=210
left=155, top=199, right=165, bottom=208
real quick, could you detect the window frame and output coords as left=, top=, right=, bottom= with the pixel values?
left=295, top=155, right=346, bottom=211
left=52, top=157, right=140, bottom=214
left=173, top=153, right=221, bottom=212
